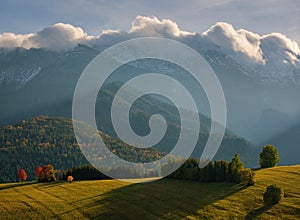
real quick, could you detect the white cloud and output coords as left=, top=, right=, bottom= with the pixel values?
left=202, top=21, right=300, bottom=67
left=203, top=22, right=264, bottom=63
left=0, top=23, right=92, bottom=51
left=0, top=32, right=35, bottom=49
left=0, top=15, right=299, bottom=69
left=100, top=29, right=122, bottom=35
left=260, top=33, right=300, bottom=65
left=0, top=16, right=192, bottom=51
left=128, top=16, right=192, bottom=37
left=29, top=23, right=92, bottom=51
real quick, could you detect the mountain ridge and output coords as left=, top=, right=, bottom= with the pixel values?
left=0, top=43, right=299, bottom=152
left=0, top=17, right=299, bottom=166
left=1, top=16, right=299, bottom=85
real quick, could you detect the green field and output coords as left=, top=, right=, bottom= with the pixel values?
left=1, top=166, right=300, bottom=219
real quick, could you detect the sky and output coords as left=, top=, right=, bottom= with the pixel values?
left=0, top=0, right=299, bottom=43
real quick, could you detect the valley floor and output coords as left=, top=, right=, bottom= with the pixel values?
left=0, top=165, right=300, bottom=219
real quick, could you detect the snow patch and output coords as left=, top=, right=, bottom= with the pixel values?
left=0, top=66, right=42, bottom=88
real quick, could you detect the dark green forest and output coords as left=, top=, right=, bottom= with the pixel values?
left=0, top=114, right=259, bottom=183
left=0, top=116, right=163, bottom=183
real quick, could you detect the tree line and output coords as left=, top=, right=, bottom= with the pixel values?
left=165, top=144, right=279, bottom=185
left=165, top=154, right=255, bottom=185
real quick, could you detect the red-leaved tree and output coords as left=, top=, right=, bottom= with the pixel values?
left=35, top=166, right=43, bottom=179
left=18, top=169, right=27, bottom=182
left=35, top=165, right=56, bottom=182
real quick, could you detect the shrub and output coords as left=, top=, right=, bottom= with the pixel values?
left=67, top=176, right=74, bottom=182
left=36, top=164, right=56, bottom=182
left=239, top=168, right=255, bottom=186
left=259, top=145, right=280, bottom=168
left=263, top=184, right=283, bottom=206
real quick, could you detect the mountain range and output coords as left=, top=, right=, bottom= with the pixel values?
left=0, top=16, right=299, bottom=166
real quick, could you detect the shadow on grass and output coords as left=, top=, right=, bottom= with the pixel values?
left=0, top=181, right=38, bottom=191
left=37, top=181, right=65, bottom=188
left=245, top=205, right=272, bottom=220
left=64, top=178, right=249, bottom=219
left=0, top=180, right=66, bottom=191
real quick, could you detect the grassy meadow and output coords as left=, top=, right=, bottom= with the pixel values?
left=0, top=165, right=299, bottom=219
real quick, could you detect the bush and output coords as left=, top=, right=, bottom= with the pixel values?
left=239, top=168, right=255, bottom=186
left=36, top=164, right=56, bottom=182
left=259, top=145, right=280, bottom=168
left=67, top=176, right=74, bottom=182
left=263, top=184, right=283, bottom=206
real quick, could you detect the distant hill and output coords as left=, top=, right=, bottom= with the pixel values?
left=268, top=123, right=300, bottom=165
left=0, top=165, right=299, bottom=219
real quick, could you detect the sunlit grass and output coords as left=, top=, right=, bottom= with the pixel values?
left=0, top=165, right=299, bottom=219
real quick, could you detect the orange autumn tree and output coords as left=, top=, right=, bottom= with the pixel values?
left=17, top=169, right=27, bottom=182
left=67, top=176, right=74, bottom=182
left=35, top=164, right=56, bottom=182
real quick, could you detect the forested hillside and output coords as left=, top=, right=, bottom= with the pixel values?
left=0, top=116, right=163, bottom=183
left=0, top=115, right=259, bottom=183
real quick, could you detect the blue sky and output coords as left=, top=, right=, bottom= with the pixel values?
left=0, top=0, right=299, bottom=42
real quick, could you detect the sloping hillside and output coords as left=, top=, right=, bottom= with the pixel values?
left=0, top=116, right=164, bottom=183
left=0, top=115, right=259, bottom=183
left=0, top=165, right=299, bottom=219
